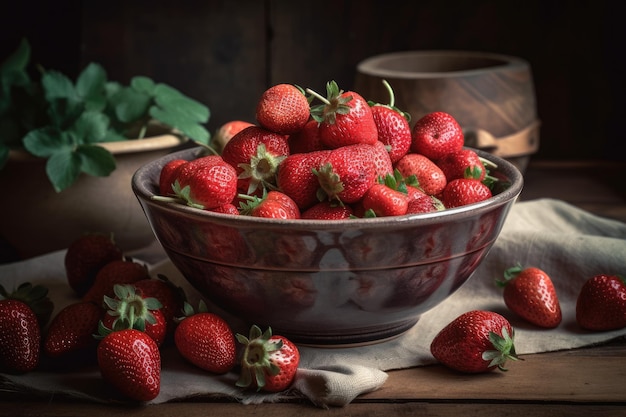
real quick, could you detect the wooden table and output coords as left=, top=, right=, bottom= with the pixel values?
left=2, top=159, right=625, bottom=416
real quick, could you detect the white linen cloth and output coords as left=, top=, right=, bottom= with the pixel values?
left=1, top=199, right=625, bottom=407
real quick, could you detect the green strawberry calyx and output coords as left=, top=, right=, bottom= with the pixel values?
left=235, top=325, right=282, bottom=391
left=307, top=80, right=352, bottom=125
left=100, top=284, right=162, bottom=335
left=496, top=263, right=524, bottom=288
left=482, top=326, right=519, bottom=371
left=237, top=143, right=285, bottom=195
left=312, top=162, right=345, bottom=205
left=0, top=282, right=54, bottom=326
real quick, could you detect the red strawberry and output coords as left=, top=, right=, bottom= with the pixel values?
left=158, top=159, right=187, bottom=196
left=370, top=140, right=395, bottom=178
left=97, top=328, right=161, bottom=401
left=497, top=265, right=562, bottom=328
left=430, top=310, right=518, bottom=373
left=361, top=182, right=409, bottom=218
left=0, top=282, right=54, bottom=327
left=0, top=298, right=41, bottom=373
left=43, top=301, right=104, bottom=360
left=287, top=119, right=326, bottom=154
left=314, top=144, right=378, bottom=204
left=236, top=325, right=300, bottom=392
left=301, top=201, right=353, bottom=220
left=64, top=233, right=123, bottom=296
left=406, top=186, right=445, bottom=214
left=441, top=178, right=492, bottom=208
left=411, top=111, right=464, bottom=160
left=82, top=259, right=151, bottom=305
left=174, top=302, right=237, bottom=374
left=308, top=80, right=378, bottom=148
left=436, top=148, right=486, bottom=182
left=370, top=80, right=412, bottom=163
left=172, top=155, right=238, bottom=209
left=102, top=284, right=167, bottom=346
left=134, top=275, right=186, bottom=330
left=394, top=153, right=447, bottom=196
left=239, top=190, right=301, bottom=219
left=209, top=203, right=240, bottom=215
left=256, top=83, right=310, bottom=135
left=576, top=274, right=626, bottom=331
left=277, top=150, right=331, bottom=210
left=221, top=125, right=290, bottom=194
left=213, top=120, right=254, bottom=152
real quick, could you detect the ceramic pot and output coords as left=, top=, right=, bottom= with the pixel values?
left=355, top=50, right=540, bottom=173
left=0, top=133, right=187, bottom=260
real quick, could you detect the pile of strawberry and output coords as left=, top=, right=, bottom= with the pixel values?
left=0, top=234, right=300, bottom=401
left=430, top=265, right=626, bottom=373
left=155, top=81, right=500, bottom=219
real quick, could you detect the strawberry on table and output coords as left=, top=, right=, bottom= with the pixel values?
left=430, top=310, right=518, bottom=373
left=256, top=83, right=310, bottom=135
left=236, top=325, right=300, bottom=392
left=0, top=282, right=51, bottom=373
left=441, top=178, right=492, bottom=208
left=97, top=328, right=161, bottom=401
left=101, top=284, right=167, bottom=347
left=221, top=125, right=290, bottom=195
left=576, top=274, right=626, bottom=331
left=411, top=111, right=464, bottom=160
left=497, top=265, right=562, bottom=328
left=134, top=275, right=186, bottom=331
left=64, top=233, right=124, bottom=296
left=308, top=80, right=378, bottom=148
left=82, top=259, right=151, bottom=306
left=174, top=301, right=237, bottom=374
left=43, top=301, right=104, bottom=361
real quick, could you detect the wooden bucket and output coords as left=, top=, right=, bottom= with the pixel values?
left=354, top=50, right=539, bottom=172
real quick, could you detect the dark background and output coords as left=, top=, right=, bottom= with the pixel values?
left=2, top=0, right=624, bottom=161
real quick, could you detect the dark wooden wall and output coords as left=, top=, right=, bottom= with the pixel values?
left=2, top=0, right=624, bottom=161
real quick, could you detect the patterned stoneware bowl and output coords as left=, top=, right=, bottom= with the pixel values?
left=132, top=146, right=523, bottom=346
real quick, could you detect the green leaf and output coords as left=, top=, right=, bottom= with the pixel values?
left=149, top=106, right=210, bottom=143
left=109, top=86, right=152, bottom=123
left=1, top=38, right=30, bottom=73
left=23, top=127, right=72, bottom=157
left=42, top=70, right=77, bottom=102
left=71, top=110, right=110, bottom=144
left=77, top=144, right=116, bottom=176
left=76, top=63, right=107, bottom=111
left=46, top=149, right=82, bottom=192
left=153, top=84, right=209, bottom=122
left=130, top=76, right=156, bottom=94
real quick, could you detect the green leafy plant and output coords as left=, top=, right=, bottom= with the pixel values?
left=0, top=38, right=211, bottom=192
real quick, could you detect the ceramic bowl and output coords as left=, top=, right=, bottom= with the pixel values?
left=132, top=146, right=523, bottom=346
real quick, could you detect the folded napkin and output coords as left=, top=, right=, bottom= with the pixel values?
left=1, top=198, right=625, bottom=407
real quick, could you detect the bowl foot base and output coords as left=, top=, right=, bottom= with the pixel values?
left=274, top=318, right=420, bottom=348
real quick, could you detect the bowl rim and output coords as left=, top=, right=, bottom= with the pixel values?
left=132, top=146, right=524, bottom=230
left=356, top=50, right=530, bottom=79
